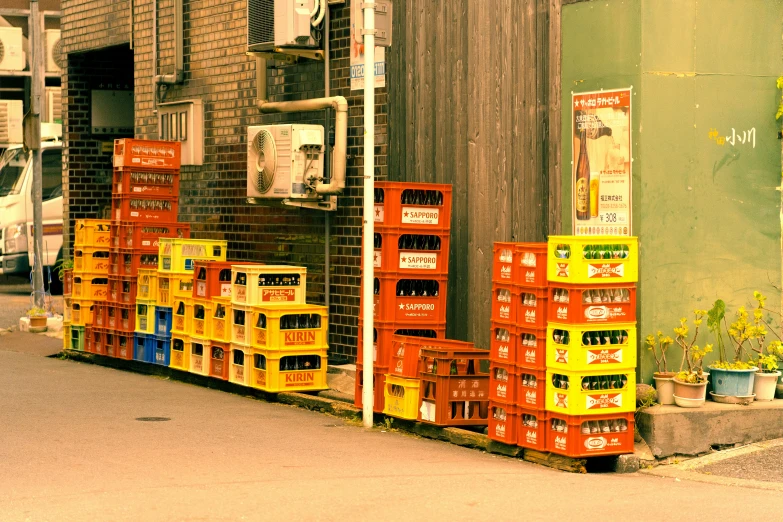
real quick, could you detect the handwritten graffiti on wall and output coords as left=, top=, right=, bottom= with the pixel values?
left=709, top=128, right=756, bottom=148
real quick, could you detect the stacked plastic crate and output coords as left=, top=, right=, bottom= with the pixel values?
left=228, top=264, right=329, bottom=393
left=156, top=238, right=227, bottom=370
left=355, top=182, right=453, bottom=414
left=68, top=219, right=111, bottom=352
left=544, top=236, right=638, bottom=458
left=488, top=242, right=549, bottom=448
left=186, top=261, right=233, bottom=377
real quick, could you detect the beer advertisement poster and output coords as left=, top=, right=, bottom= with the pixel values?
left=571, top=88, right=632, bottom=236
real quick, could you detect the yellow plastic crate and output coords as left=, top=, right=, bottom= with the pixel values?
left=156, top=273, right=191, bottom=308
left=137, top=269, right=159, bottom=301
left=229, top=344, right=253, bottom=386
left=546, top=323, right=637, bottom=372
left=250, top=304, right=328, bottom=351
left=249, top=348, right=328, bottom=393
left=231, top=304, right=252, bottom=346
left=170, top=334, right=191, bottom=371
left=63, top=324, right=71, bottom=351
left=173, top=274, right=194, bottom=299
left=74, top=219, right=111, bottom=249
left=545, top=369, right=636, bottom=416
left=73, top=247, right=111, bottom=275
left=135, top=299, right=156, bottom=335
left=72, top=273, right=109, bottom=301
left=189, top=336, right=210, bottom=376
left=210, top=298, right=232, bottom=343
left=383, top=374, right=421, bottom=420
left=547, top=236, right=638, bottom=285
left=63, top=297, right=72, bottom=323
left=231, top=265, right=307, bottom=306
left=71, top=299, right=95, bottom=326
left=190, top=298, right=214, bottom=339
left=158, top=238, right=227, bottom=273
left=171, top=298, right=193, bottom=336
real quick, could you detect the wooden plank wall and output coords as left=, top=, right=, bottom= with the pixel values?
left=388, top=0, right=559, bottom=348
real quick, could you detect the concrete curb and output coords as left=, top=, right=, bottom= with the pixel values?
left=59, top=349, right=635, bottom=474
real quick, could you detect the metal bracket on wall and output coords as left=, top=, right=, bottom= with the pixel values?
left=246, top=48, right=325, bottom=62
left=283, top=195, right=337, bottom=212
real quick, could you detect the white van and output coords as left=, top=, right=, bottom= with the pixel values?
left=0, top=138, right=64, bottom=293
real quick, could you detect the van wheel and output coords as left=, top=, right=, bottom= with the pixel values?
left=48, top=249, right=64, bottom=296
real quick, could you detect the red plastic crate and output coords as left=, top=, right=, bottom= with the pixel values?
left=369, top=228, right=450, bottom=276
left=515, top=367, right=546, bottom=410
left=489, top=323, right=520, bottom=365
left=389, top=336, right=473, bottom=379
left=517, top=408, right=548, bottom=451
left=492, top=242, right=548, bottom=287
left=91, top=328, right=107, bottom=356
left=92, top=301, right=109, bottom=329
left=104, top=331, right=118, bottom=358
left=111, top=222, right=190, bottom=251
left=374, top=181, right=452, bottom=230
left=208, top=341, right=230, bottom=380
left=114, top=332, right=135, bottom=360
left=354, top=364, right=387, bottom=414
left=114, top=138, right=181, bottom=170
left=106, top=303, right=136, bottom=333
left=357, top=320, right=446, bottom=368
left=109, top=249, right=159, bottom=277
left=516, top=287, right=548, bottom=328
left=490, top=283, right=519, bottom=324
left=517, top=326, right=547, bottom=370
left=546, top=412, right=634, bottom=458
left=111, top=194, right=179, bottom=223
left=489, top=402, right=520, bottom=445
left=548, top=283, right=637, bottom=325
left=108, top=276, right=138, bottom=305
left=63, top=269, right=73, bottom=296
left=113, top=167, right=180, bottom=197
left=489, top=362, right=517, bottom=404
left=85, top=326, right=94, bottom=353
left=193, top=260, right=237, bottom=300
left=367, top=275, right=448, bottom=324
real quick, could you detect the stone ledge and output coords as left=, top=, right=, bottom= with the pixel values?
left=637, top=401, right=783, bottom=458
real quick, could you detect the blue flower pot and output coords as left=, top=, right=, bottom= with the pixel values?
left=709, top=367, right=757, bottom=397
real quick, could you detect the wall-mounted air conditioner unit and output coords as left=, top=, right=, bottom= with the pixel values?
left=247, top=124, right=324, bottom=200
left=247, top=0, right=321, bottom=52
left=0, top=100, right=24, bottom=145
left=0, top=27, right=26, bottom=71
left=45, top=29, right=64, bottom=74
left=44, top=87, right=62, bottom=124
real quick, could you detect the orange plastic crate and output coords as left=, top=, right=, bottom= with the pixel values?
left=546, top=412, right=634, bottom=458
left=113, top=167, right=180, bottom=197
left=114, top=332, right=135, bottom=360
left=109, top=249, right=159, bottom=277
left=357, top=320, right=445, bottom=368
left=369, top=228, right=450, bottom=276
left=517, top=408, right=548, bottom=451
left=92, top=301, right=109, bottom=329
left=106, top=303, right=136, bottom=333
left=390, top=336, right=474, bottom=379
left=488, top=402, right=520, bottom=445
left=354, top=364, right=387, bottom=414
left=515, top=368, right=546, bottom=410
left=107, top=276, right=138, bottom=305
left=492, top=242, right=548, bottom=287
left=547, top=283, right=637, bottom=325
left=63, top=269, right=73, bottom=296
left=208, top=340, right=230, bottom=381
left=489, top=323, right=519, bottom=365
left=490, top=284, right=519, bottom=324
left=114, top=138, right=181, bottom=170
left=374, top=181, right=452, bottom=230
left=111, top=222, right=190, bottom=251
left=91, top=328, right=107, bottom=356
left=367, top=275, right=448, bottom=324
left=489, top=362, right=517, bottom=404
left=72, top=274, right=109, bottom=301
left=111, top=194, right=178, bottom=223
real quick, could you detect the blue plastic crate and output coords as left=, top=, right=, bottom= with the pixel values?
left=133, top=333, right=155, bottom=363
left=155, top=306, right=173, bottom=336
left=153, top=334, right=171, bottom=366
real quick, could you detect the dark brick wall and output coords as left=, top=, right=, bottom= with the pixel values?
left=61, top=0, right=131, bottom=54
left=61, top=0, right=387, bottom=360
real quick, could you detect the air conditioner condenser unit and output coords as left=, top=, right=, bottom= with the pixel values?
left=0, top=27, right=26, bottom=71
left=247, top=0, right=321, bottom=52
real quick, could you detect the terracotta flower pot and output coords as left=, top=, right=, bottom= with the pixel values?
left=29, top=316, right=47, bottom=328
left=673, top=377, right=708, bottom=401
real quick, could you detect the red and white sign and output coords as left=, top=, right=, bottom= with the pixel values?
left=555, top=263, right=570, bottom=278
left=399, top=253, right=438, bottom=270
left=401, top=207, right=440, bottom=225
left=262, top=288, right=296, bottom=303
left=585, top=393, right=623, bottom=410
left=586, top=349, right=623, bottom=365
left=555, top=348, right=569, bottom=364
left=588, top=263, right=625, bottom=279
left=374, top=204, right=385, bottom=223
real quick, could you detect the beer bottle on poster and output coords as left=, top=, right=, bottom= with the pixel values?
left=575, top=128, right=590, bottom=221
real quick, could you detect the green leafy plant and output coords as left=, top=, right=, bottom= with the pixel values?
left=674, top=310, right=712, bottom=383
left=645, top=331, right=674, bottom=375
left=777, top=76, right=783, bottom=120
left=742, top=291, right=783, bottom=373
left=54, top=258, right=74, bottom=282
left=27, top=307, right=47, bottom=318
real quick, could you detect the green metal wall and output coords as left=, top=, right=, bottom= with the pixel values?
left=561, top=0, right=783, bottom=382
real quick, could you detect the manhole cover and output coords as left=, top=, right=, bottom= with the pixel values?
left=135, top=417, right=171, bottom=422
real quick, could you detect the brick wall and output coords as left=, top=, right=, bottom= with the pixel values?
left=61, top=0, right=386, bottom=360
left=61, top=0, right=131, bottom=54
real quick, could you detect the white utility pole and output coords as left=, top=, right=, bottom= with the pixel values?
left=361, top=2, right=376, bottom=428
left=28, top=0, right=45, bottom=308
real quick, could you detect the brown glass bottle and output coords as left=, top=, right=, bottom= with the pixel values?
left=575, top=128, right=590, bottom=221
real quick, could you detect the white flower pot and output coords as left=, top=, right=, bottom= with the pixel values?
left=753, top=371, right=781, bottom=401
left=653, top=373, right=676, bottom=405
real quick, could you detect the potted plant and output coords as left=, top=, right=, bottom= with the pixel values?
left=747, top=292, right=783, bottom=401
left=645, top=331, right=675, bottom=405
left=709, top=297, right=766, bottom=400
left=27, top=307, right=48, bottom=331
left=673, top=310, right=712, bottom=407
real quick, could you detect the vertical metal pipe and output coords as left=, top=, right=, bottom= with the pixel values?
left=324, top=4, right=331, bottom=318
left=29, top=0, right=44, bottom=308
left=361, top=3, right=376, bottom=428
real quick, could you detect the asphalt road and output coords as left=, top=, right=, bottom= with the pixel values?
left=0, top=278, right=63, bottom=329
left=2, top=335, right=783, bottom=522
